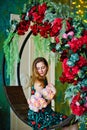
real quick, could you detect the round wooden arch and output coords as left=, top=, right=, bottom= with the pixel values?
left=2, top=30, right=76, bottom=129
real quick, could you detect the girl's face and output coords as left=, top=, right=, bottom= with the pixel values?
left=36, top=62, right=47, bottom=77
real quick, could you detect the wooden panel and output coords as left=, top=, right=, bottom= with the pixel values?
left=4, top=86, right=29, bottom=125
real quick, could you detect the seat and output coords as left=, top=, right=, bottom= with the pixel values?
left=4, top=86, right=29, bottom=125
left=4, top=86, right=76, bottom=130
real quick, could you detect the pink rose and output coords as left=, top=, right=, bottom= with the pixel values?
left=67, top=31, right=74, bottom=36
left=62, top=33, right=67, bottom=39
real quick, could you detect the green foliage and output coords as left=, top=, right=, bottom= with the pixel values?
left=3, top=32, right=19, bottom=79
left=33, top=34, right=50, bottom=58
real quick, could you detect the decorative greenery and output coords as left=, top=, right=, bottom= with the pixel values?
left=3, top=32, right=19, bottom=78
left=3, top=0, right=87, bottom=126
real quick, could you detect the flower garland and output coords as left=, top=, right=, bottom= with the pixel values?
left=3, top=0, right=87, bottom=124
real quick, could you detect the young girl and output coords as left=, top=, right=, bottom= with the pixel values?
left=27, top=57, right=78, bottom=130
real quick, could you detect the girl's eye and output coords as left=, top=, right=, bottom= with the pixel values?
left=41, top=66, right=45, bottom=69
left=37, top=66, right=45, bottom=70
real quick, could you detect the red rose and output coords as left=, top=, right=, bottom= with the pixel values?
left=30, top=24, right=39, bottom=35
left=38, top=22, right=51, bottom=38
left=28, top=6, right=37, bottom=16
left=17, top=20, right=30, bottom=35
left=53, top=18, right=62, bottom=25
left=68, top=35, right=87, bottom=52
left=72, top=66, right=79, bottom=75
left=59, top=73, right=74, bottom=83
left=81, top=86, right=87, bottom=92
left=50, top=24, right=61, bottom=37
left=70, top=93, right=86, bottom=116
left=17, top=30, right=25, bottom=35
left=77, top=56, right=87, bottom=68
left=50, top=18, right=62, bottom=37
left=70, top=103, right=86, bottom=116
left=32, top=12, right=44, bottom=23
left=38, top=3, right=47, bottom=15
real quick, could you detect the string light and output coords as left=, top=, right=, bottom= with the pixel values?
left=70, top=0, right=87, bottom=24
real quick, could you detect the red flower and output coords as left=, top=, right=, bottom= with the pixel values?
left=70, top=93, right=86, bottom=116
left=28, top=5, right=37, bottom=17
left=30, top=24, right=39, bottom=35
left=21, top=13, right=26, bottom=20
left=59, top=72, right=75, bottom=84
left=55, top=36, right=60, bottom=43
left=32, top=12, right=44, bottom=23
left=50, top=18, right=62, bottom=37
left=62, top=115, right=67, bottom=119
left=31, top=121, right=36, bottom=125
left=83, top=30, right=87, bottom=35
left=17, top=20, right=30, bottom=35
left=81, top=86, right=87, bottom=92
left=38, top=123, right=41, bottom=128
left=38, top=3, right=47, bottom=15
left=60, top=50, right=68, bottom=62
left=62, top=58, right=79, bottom=77
left=29, top=3, right=46, bottom=24
left=59, top=58, right=80, bottom=84
left=68, top=35, right=87, bottom=52
left=43, top=128, right=47, bottom=130
left=38, top=22, right=51, bottom=38
left=70, top=103, right=86, bottom=116
left=52, top=48, right=56, bottom=52
left=77, top=56, right=87, bottom=68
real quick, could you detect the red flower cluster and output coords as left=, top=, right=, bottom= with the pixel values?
left=17, top=20, right=30, bottom=35
left=17, top=2, right=71, bottom=38
left=59, top=56, right=87, bottom=84
left=17, top=3, right=47, bottom=35
left=70, top=93, right=86, bottom=116
left=50, top=18, right=62, bottom=37
left=68, top=35, right=87, bottom=52
left=29, top=3, right=47, bottom=23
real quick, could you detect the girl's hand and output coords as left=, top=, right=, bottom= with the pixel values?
left=41, top=83, right=56, bottom=100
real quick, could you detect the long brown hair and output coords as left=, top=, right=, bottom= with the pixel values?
left=30, top=57, right=48, bottom=87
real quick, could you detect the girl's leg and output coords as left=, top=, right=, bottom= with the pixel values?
left=62, top=126, right=70, bottom=130
left=70, top=123, right=79, bottom=130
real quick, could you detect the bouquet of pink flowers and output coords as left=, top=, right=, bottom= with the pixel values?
left=41, top=83, right=56, bottom=100
left=27, top=91, right=47, bottom=112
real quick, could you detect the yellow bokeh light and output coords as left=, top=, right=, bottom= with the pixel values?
left=84, top=5, right=87, bottom=8
left=76, top=5, right=81, bottom=8
left=76, top=10, right=83, bottom=15
left=72, top=2, right=76, bottom=5
left=79, top=0, right=84, bottom=4
left=83, top=20, right=87, bottom=23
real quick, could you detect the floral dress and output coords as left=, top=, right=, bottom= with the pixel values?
left=28, top=85, right=67, bottom=130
